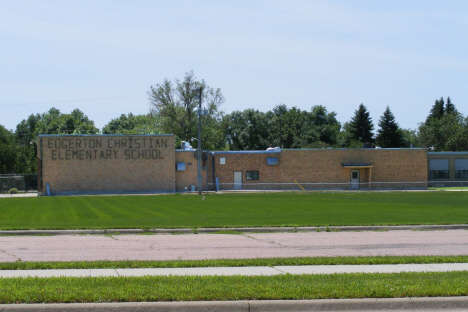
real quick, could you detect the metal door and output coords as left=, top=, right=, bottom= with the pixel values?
left=350, top=170, right=360, bottom=189
left=233, top=171, right=242, bottom=190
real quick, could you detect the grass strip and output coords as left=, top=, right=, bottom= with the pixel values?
left=1, top=192, right=468, bottom=230
left=2, top=272, right=468, bottom=303
left=2, top=255, right=468, bottom=270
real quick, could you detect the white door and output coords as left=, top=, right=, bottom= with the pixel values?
left=233, top=171, right=242, bottom=190
left=350, top=170, right=360, bottom=189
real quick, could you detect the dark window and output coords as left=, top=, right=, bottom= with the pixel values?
left=455, top=159, right=468, bottom=178
left=246, top=171, right=259, bottom=180
left=430, top=170, right=449, bottom=179
left=267, top=157, right=279, bottom=165
left=455, top=170, right=468, bottom=178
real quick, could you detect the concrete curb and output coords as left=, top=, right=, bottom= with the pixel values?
left=1, top=224, right=468, bottom=236
left=1, top=297, right=468, bottom=311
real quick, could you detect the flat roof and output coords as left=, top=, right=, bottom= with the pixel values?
left=429, top=152, right=468, bottom=155
left=38, top=134, right=173, bottom=137
left=211, top=150, right=281, bottom=155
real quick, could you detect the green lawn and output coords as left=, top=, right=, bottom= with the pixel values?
left=1, top=255, right=467, bottom=270
left=1, top=192, right=468, bottom=230
left=2, top=272, right=468, bottom=303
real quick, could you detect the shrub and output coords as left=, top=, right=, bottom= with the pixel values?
left=8, top=188, right=18, bottom=194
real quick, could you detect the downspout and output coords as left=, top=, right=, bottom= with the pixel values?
left=205, top=151, right=209, bottom=192
left=212, top=152, right=216, bottom=191
left=39, top=137, right=43, bottom=193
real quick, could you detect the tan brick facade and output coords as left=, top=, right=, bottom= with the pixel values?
left=280, top=149, right=427, bottom=184
left=210, top=152, right=282, bottom=188
left=175, top=150, right=210, bottom=192
left=210, top=149, right=427, bottom=190
left=428, top=152, right=468, bottom=181
left=38, top=134, right=429, bottom=195
left=38, top=134, right=175, bottom=195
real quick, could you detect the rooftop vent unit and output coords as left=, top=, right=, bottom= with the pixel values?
left=266, top=146, right=281, bottom=151
left=181, top=141, right=193, bottom=150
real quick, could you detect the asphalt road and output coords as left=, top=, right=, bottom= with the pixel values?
left=1, top=230, right=467, bottom=262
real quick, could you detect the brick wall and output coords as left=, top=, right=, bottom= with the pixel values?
left=211, top=152, right=282, bottom=187
left=175, top=150, right=211, bottom=192
left=428, top=152, right=468, bottom=181
left=211, top=149, right=427, bottom=188
left=281, top=149, right=427, bottom=183
left=38, top=134, right=175, bottom=194
left=37, top=137, right=429, bottom=195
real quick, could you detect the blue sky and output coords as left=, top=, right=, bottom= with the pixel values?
left=1, top=0, right=467, bottom=132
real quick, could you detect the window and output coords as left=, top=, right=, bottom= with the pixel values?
left=430, top=170, right=449, bottom=179
left=455, top=159, right=468, bottom=178
left=267, top=157, right=279, bottom=165
left=220, top=157, right=226, bottom=165
left=176, top=163, right=185, bottom=171
left=456, top=171, right=468, bottom=178
left=246, top=171, right=259, bottom=180
left=429, top=159, right=449, bottom=179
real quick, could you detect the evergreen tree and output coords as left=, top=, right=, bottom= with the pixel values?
left=418, top=96, right=466, bottom=151
left=427, top=97, right=445, bottom=121
left=375, top=106, right=405, bottom=148
left=349, top=104, right=374, bottom=144
left=445, top=96, right=457, bottom=114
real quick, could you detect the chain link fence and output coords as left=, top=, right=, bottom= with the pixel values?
left=0, top=174, right=37, bottom=193
left=207, top=181, right=468, bottom=192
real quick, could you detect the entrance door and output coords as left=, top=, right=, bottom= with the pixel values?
left=233, top=171, right=242, bottom=190
left=350, top=170, right=360, bottom=189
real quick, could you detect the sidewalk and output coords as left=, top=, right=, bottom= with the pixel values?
left=2, top=263, right=468, bottom=278
left=0, top=192, right=37, bottom=198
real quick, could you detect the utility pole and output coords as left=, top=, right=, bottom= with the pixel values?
left=196, top=87, right=204, bottom=195
left=279, top=118, right=282, bottom=149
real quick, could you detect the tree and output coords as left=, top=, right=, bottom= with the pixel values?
left=14, top=114, right=41, bottom=173
left=348, top=104, right=374, bottom=145
left=427, top=97, right=445, bottom=122
left=418, top=97, right=468, bottom=151
left=445, top=96, right=457, bottom=115
left=418, top=113, right=468, bottom=151
left=375, top=106, right=405, bottom=148
left=222, top=109, right=270, bottom=150
left=148, top=71, right=225, bottom=149
left=223, top=104, right=341, bottom=150
left=102, top=113, right=161, bottom=134
left=34, top=108, right=99, bottom=135
left=336, top=122, right=362, bottom=148
left=13, top=108, right=98, bottom=173
left=309, top=105, right=341, bottom=146
left=0, top=125, right=17, bottom=174
left=400, top=128, right=418, bottom=148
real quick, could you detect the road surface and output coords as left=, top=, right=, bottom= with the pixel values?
left=1, top=230, right=467, bottom=262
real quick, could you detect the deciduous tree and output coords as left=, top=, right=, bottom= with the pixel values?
left=0, top=125, right=17, bottom=174
left=148, top=71, right=224, bottom=149
left=102, top=113, right=161, bottom=134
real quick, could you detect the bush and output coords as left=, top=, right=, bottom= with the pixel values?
left=8, top=188, right=18, bottom=194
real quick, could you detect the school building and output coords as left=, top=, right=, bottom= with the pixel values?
left=37, top=134, right=468, bottom=195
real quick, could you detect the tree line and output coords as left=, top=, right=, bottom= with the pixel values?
left=1, top=72, right=467, bottom=174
